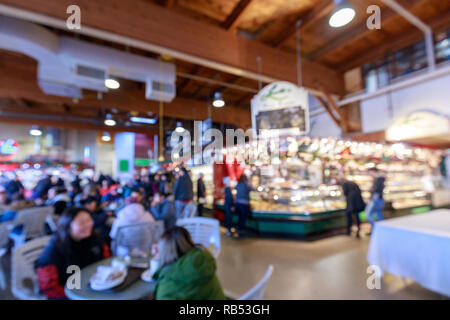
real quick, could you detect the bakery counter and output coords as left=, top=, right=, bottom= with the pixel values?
left=215, top=202, right=347, bottom=238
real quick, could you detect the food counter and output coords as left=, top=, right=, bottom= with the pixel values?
left=213, top=137, right=444, bottom=238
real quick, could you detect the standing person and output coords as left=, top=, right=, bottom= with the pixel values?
left=366, top=168, right=386, bottom=233
left=35, top=207, right=110, bottom=299
left=339, top=178, right=366, bottom=238
left=235, top=174, right=253, bottom=237
left=32, top=174, right=53, bottom=201
left=5, top=174, right=24, bottom=200
left=223, top=177, right=235, bottom=237
left=196, top=173, right=206, bottom=217
left=152, top=227, right=225, bottom=300
left=173, top=168, right=194, bottom=219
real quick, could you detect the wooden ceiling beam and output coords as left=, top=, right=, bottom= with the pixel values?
left=273, top=0, right=335, bottom=48
left=320, top=87, right=350, bottom=132
left=309, top=0, right=423, bottom=61
left=315, top=95, right=341, bottom=127
left=0, top=0, right=344, bottom=95
left=0, top=62, right=252, bottom=128
left=339, top=8, right=450, bottom=72
left=222, top=0, right=254, bottom=32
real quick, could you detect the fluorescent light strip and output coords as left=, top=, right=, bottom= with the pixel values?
left=130, top=117, right=157, bottom=124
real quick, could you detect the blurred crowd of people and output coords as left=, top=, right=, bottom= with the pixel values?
left=0, top=166, right=224, bottom=300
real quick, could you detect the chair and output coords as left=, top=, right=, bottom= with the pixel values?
left=9, top=206, right=54, bottom=247
left=0, top=222, right=13, bottom=290
left=176, top=217, right=221, bottom=259
left=226, top=265, right=274, bottom=300
left=11, top=236, right=51, bottom=300
left=111, top=221, right=164, bottom=257
left=181, top=203, right=197, bottom=219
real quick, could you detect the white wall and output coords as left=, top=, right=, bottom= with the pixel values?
left=309, top=113, right=342, bottom=138
left=361, top=73, right=450, bottom=133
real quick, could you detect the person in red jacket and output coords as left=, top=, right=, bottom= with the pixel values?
left=35, top=207, right=110, bottom=299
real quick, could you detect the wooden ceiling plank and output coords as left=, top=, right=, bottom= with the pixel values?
left=0, top=0, right=344, bottom=95
left=222, top=0, right=254, bottom=32
left=338, top=8, right=450, bottom=71
left=274, top=0, right=335, bottom=48
left=309, top=0, right=423, bottom=61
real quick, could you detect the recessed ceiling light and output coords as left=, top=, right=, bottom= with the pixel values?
left=105, top=78, right=120, bottom=89
left=329, top=0, right=355, bottom=28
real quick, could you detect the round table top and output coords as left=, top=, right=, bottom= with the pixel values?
left=65, top=258, right=156, bottom=300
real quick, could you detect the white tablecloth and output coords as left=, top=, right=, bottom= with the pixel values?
left=367, top=209, right=450, bottom=297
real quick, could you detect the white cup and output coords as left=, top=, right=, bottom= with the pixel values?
left=149, top=259, right=159, bottom=275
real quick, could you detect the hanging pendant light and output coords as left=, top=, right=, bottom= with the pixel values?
left=104, top=114, right=116, bottom=126
left=212, top=92, right=225, bottom=108
left=175, top=121, right=185, bottom=133
left=101, top=132, right=111, bottom=142
left=329, top=0, right=356, bottom=28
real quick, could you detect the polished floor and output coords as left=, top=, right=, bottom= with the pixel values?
left=0, top=224, right=443, bottom=300
left=216, top=225, right=442, bottom=300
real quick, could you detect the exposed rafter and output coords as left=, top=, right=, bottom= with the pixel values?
left=222, top=0, right=253, bottom=32
left=309, top=0, right=423, bottom=61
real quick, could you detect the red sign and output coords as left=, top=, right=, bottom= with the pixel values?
left=0, top=139, right=20, bottom=161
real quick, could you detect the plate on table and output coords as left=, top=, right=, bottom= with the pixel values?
left=90, top=269, right=128, bottom=291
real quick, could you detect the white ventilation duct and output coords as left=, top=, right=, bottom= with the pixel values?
left=0, top=15, right=176, bottom=101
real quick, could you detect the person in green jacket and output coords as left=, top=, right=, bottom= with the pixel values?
left=152, top=226, right=226, bottom=300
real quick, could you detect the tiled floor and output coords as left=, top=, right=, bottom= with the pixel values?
left=0, top=225, right=443, bottom=300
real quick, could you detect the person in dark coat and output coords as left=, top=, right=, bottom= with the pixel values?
left=235, top=174, right=253, bottom=237
left=35, top=207, right=110, bottom=299
left=5, top=175, right=24, bottom=200
left=223, top=177, right=235, bottom=237
left=339, top=178, right=366, bottom=238
left=366, top=168, right=386, bottom=232
left=196, top=173, right=206, bottom=217
left=173, top=168, right=194, bottom=218
left=150, top=192, right=177, bottom=231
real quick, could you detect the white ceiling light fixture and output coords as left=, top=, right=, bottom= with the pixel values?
left=329, top=0, right=356, bottom=28
left=105, top=78, right=120, bottom=89
left=212, top=91, right=225, bottom=108
left=104, top=114, right=116, bottom=126
left=30, top=125, right=42, bottom=136
left=130, top=116, right=157, bottom=125
left=101, top=132, right=111, bottom=142
left=175, top=122, right=185, bottom=133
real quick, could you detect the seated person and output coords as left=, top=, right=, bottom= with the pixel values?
left=0, top=193, right=35, bottom=223
left=152, top=227, right=225, bottom=300
left=0, top=186, right=8, bottom=214
left=109, top=202, right=155, bottom=239
left=101, top=184, right=122, bottom=209
left=81, top=196, right=112, bottom=243
left=150, top=192, right=176, bottom=231
left=46, top=187, right=71, bottom=216
left=35, top=207, right=110, bottom=299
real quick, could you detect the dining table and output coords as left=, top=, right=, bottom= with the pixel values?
left=64, top=257, right=156, bottom=300
left=367, top=209, right=450, bottom=297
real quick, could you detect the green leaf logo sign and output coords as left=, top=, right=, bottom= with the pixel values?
left=261, top=84, right=292, bottom=102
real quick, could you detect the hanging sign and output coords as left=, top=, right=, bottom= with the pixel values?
left=386, top=109, right=450, bottom=142
left=0, top=139, right=20, bottom=161
left=251, top=81, right=309, bottom=137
